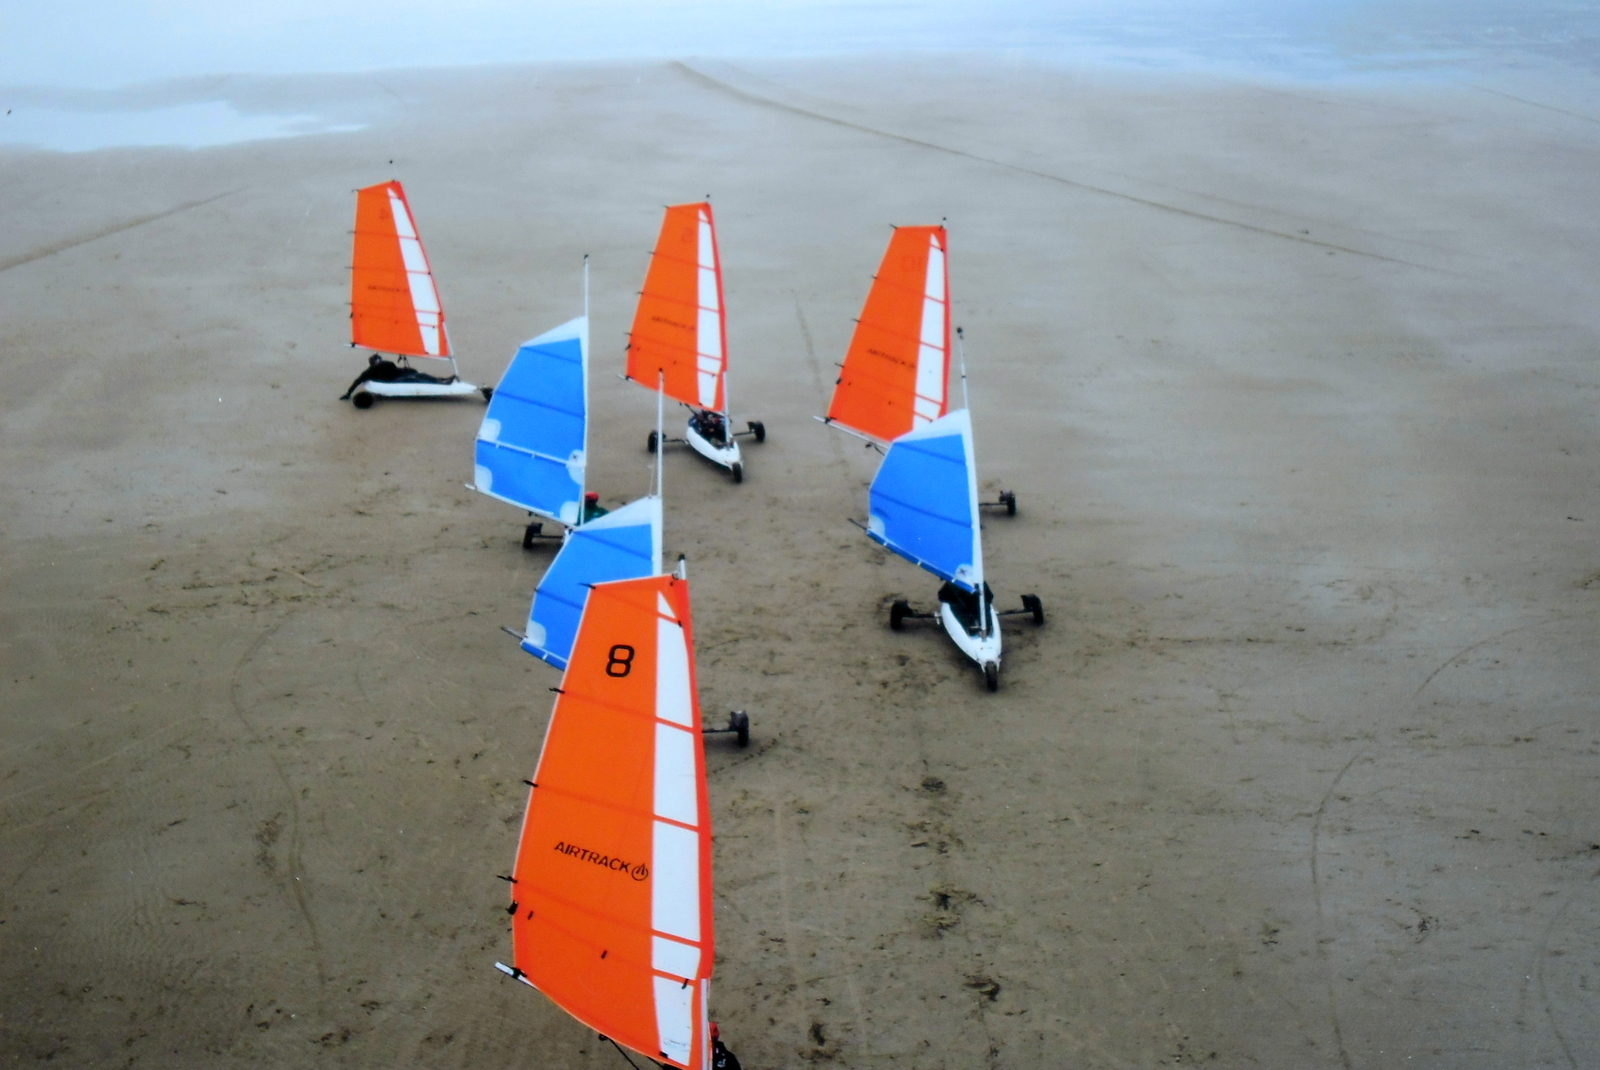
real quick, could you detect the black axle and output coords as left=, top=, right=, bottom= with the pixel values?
left=522, top=521, right=562, bottom=549
left=978, top=490, right=1017, bottom=515
left=701, top=710, right=751, bottom=748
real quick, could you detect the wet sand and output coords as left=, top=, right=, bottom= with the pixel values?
left=2, top=55, right=1598, bottom=1068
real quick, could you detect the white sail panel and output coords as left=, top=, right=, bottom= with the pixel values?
left=913, top=236, right=947, bottom=424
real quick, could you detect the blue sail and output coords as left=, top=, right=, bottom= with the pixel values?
left=521, top=496, right=663, bottom=669
left=474, top=317, right=587, bottom=525
left=866, top=408, right=984, bottom=591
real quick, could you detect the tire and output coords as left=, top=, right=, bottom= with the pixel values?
left=889, top=599, right=911, bottom=631
left=731, top=462, right=743, bottom=484
left=1003, top=490, right=1016, bottom=516
left=1022, top=593, right=1044, bottom=625
left=984, top=663, right=999, bottom=692
left=522, top=522, right=544, bottom=549
left=732, top=710, right=750, bottom=748
left=749, top=420, right=766, bottom=443
left=481, top=386, right=494, bottom=402
left=352, top=391, right=374, bottom=409
left=647, top=430, right=659, bottom=454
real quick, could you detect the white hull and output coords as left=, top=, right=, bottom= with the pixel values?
left=365, top=379, right=482, bottom=398
left=939, top=599, right=1002, bottom=672
left=684, top=418, right=741, bottom=470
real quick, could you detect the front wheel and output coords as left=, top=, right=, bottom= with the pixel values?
left=984, top=663, right=999, bottom=692
left=352, top=391, right=374, bottom=409
left=730, top=462, right=743, bottom=484
left=647, top=430, right=659, bottom=454
left=749, top=420, right=766, bottom=443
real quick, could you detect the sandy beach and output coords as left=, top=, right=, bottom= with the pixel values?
left=3, top=53, right=1598, bottom=1068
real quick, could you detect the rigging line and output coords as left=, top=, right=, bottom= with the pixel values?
left=673, top=62, right=1442, bottom=272
left=603, top=1035, right=647, bottom=1070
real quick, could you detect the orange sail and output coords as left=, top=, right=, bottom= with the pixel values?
left=826, top=225, right=950, bottom=442
left=626, top=203, right=727, bottom=412
left=349, top=180, right=450, bottom=359
left=506, top=575, right=713, bottom=1070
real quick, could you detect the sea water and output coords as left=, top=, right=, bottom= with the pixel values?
left=3, top=0, right=1598, bottom=151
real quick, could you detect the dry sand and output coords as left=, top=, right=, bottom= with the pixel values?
left=2, top=55, right=1598, bottom=1068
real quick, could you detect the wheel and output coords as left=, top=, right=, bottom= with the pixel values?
left=522, top=522, right=543, bottom=549
left=1002, top=490, right=1016, bottom=516
left=984, top=663, right=999, bottom=692
left=481, top=386, right=494, bottom=402
left=352, top=391, right=374, bottom=409
left=730, top=462, right=743, bottom=484
left=889, top=599, right=911, bottom=631
left=732, top=711, right=750, bottom=748
left=1022, top=593, right=1044, bottom=625
left=748, top=420, right=766, bottom=443
left=647, top=430, right=659, bottom=454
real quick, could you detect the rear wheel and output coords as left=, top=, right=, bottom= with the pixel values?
left=481, top=386, right=494, bottom=402
left=1002, top=490, right=1016, bottom=516
left=1022, top=593, right=1044, bottom=625
left=352, top=391, right=374, bottom=409
left=732, top=710, right=750, bottom=748
left=889, top=599, right=911, bottom=631
left=749, top=420, right=766, bottom=443
left=984, top=663, right=999, bottom=692
left=522, top=522, right=544, bottom=549
left=730, top=462, right=743, bottom=484
left=647, top=430, right=659, bottom=454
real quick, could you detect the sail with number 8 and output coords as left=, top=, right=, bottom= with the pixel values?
left=497, top=574, right=713, bottom=1070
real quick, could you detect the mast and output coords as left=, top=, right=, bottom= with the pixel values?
left=956, top=325, right=970, bottom=413
left=578, top=255, right=591, bottom=515
left=957, top=327, right=987, bottom=635
left=707, top=198, right=731, bottom=424
left=656, top=371, right=665, bottom=501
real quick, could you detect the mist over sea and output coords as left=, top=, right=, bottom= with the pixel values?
left=4, top=0, right=1600, bottom=150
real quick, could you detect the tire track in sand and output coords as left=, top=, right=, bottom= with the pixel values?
left=675, top=62, right=1438, bottom=272
left=0, top=188, right=243, bottom=275
left=1310, top=749, right=1365, bottom=1070
left=226, top=611, right=329, bottom=996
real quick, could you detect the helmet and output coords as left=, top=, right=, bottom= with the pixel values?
left=709, top=1022, right=720, bottom=1039
left=585, top=491, right=599, bottom=503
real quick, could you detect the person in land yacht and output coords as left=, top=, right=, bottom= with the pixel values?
left=689, top=409, right=729, bottom=448
left=339, top=352, right=457, bottom=401
left=938, top=580, right=994, bottom=635
left=580, top=491, right=608, bottom=523
left=710, top=1022, right=741, bottom=1070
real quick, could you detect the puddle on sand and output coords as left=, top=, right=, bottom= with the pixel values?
left=0, top=99, right=364, bottom=152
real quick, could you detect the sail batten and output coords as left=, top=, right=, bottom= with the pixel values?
left=826, top=226, right=950, bottom=443
left=510, top=575, right=712, bottom=1070
left=350, top=181, right=451, bottom=359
